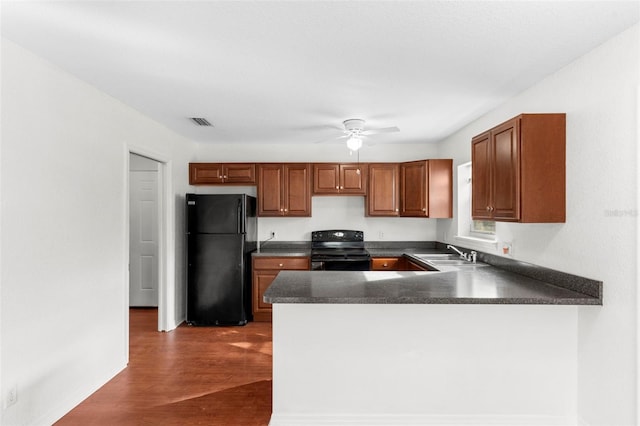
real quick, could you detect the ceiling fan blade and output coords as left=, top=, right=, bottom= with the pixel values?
left=362, top=126, right=400, bottom=136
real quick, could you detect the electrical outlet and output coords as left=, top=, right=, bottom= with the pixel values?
left=502, top=242, right=513, bottom=256
left=5, top=385, right=17, bottom=408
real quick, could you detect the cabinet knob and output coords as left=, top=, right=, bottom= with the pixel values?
left=340, top=186, right=344, bottom=189
left=486, top=206, right=491, bottom=211
left=278, top=263, right=284, bottom=267
left=422, top=208, right=426, bottom=212
left=280, top=208, right=284, bottom=212
left=383, top=263, right=388, bottom=267
left=336, top=186, right=339, bottom=189
left=284, top=208, right=288, bottom=212
left=223, top=175, right=227, bottom=179
left=395, top=209, right=399, bottom=212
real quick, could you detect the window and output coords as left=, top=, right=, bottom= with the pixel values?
left=457, top=162, right=496, bottom=243
left=472, top=219, right=495, bottom=234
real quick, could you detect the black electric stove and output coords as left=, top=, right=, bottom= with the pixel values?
left=310, top=230, right=371, bottom=271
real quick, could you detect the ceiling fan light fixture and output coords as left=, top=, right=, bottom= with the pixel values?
left=346, top=135, right=363, bottom=151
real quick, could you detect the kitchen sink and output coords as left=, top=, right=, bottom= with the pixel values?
left=410, top=253, right=489, bottom=270
left=413, top=254, right=460, bottom=261
left=426, top=259, right=476, bottom=266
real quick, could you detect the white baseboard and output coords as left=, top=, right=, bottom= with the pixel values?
left=30, top=362, right=126, bottom=426
left=269, top=413, right=579, bottom=426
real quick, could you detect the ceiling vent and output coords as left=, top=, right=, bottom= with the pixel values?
left=190, top=117, right=213, bottom=126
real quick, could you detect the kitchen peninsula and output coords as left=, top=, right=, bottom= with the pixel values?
left=264, top=253, right=601, bottom=426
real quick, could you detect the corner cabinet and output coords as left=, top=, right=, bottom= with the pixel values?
left=189, top=163, right=256, bottom=184
left=313, top=163, right=367, bottom=195
left=399, top=159, right=453, bottom=218
left=471, top=113, right=565, bottom=223
left=257, top=163, right=312, bottom=217
left=252, top=256, right=310, bottom=321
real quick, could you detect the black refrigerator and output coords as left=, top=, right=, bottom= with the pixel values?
left=186, top=194, right=257, bottom=326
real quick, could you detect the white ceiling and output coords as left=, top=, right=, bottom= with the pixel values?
left=2, top=1, right=638, bottom=147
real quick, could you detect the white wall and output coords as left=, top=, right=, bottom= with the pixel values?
left=194, top=143, right=442, bottom=241
left=437, top=25, right=639, bottom=425
left=0, top=39, right=197, bottom=425
left=272, top=304, right=578, bottom=425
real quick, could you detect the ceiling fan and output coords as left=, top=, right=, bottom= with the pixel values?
left=318, top=119, right=400, bottom=151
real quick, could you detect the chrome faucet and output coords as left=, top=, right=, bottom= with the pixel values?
left=447, top=245, right=477, bottom=263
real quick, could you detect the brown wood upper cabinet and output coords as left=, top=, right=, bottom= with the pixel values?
left=367, top=163, right=400, bottom=216
left=471, top=113, right=565, bottom=223
left=313, top=163, right=367, bottom=195
left=189, top=163, right=256, bottom=184
left=399, top=159, right=453, bottom=218
left=257, top=163, right=312, bottom=217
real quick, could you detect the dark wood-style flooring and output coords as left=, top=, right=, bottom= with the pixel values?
left=56, top=308, right=273, bottom=425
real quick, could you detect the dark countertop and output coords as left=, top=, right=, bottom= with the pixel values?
left=253, top=241, right=436, bottom=258
left=253, top=248, right=311, bottom=257
left=263, top=268, right=601, bottom=305
left=255, top=241, right=602, bottom=305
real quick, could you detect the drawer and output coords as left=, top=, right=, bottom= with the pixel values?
left=253, top=256, right=310, bottom=270
left=371, top=257, right=401, bottom=270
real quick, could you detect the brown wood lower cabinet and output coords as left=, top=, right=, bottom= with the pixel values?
left=404, top=258, right=429, bottom=271
left=371, top=257, right=402, bottom=270
left=371, top=256, right=430, bottom=271
left=252, top=256, right=310, bottom=321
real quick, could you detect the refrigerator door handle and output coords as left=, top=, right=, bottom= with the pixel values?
left=237, top=199, right=243, bottom=233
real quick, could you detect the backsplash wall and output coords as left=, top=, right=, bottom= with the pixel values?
left=191, top=142, right=442, bottom=241
left=192, top=185, right=438, bottom=242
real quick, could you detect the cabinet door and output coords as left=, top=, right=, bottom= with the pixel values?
left=283, top=163, right=311, bottom=216
left=492, top=120, right=520, bottom=221
left=313, top=164, right=340, bottom=194
left=471, top=132, right=492, bottom=220
left=252, top=270, right=277, bottom=321
left=427, top=159, right=453, bottom=218
left=340, top=164, right=367, bottom=194
left=189, top=163, right=224, bottom=184
left=400, top=161, right=427, bottom=217
left=257, top=164, right=284, bottom=216
left=224, top=163, right=256, bottom=184
left=367, top=163, right=399, bottom=216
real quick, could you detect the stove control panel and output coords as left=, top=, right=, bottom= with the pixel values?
left=312, top=230, right=364, bottom=242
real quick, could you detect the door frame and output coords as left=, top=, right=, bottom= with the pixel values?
left=124, top=145, right=175, bottom=349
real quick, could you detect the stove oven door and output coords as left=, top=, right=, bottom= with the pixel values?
left=311, top=259, right=371, bottom=271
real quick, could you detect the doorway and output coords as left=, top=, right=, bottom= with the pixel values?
left=129, top=153, right=160, bottom=307
left=127, top=150, right=170, bottom=336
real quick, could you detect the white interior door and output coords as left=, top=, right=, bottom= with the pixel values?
left=129, top=154, right=159, bottom=307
